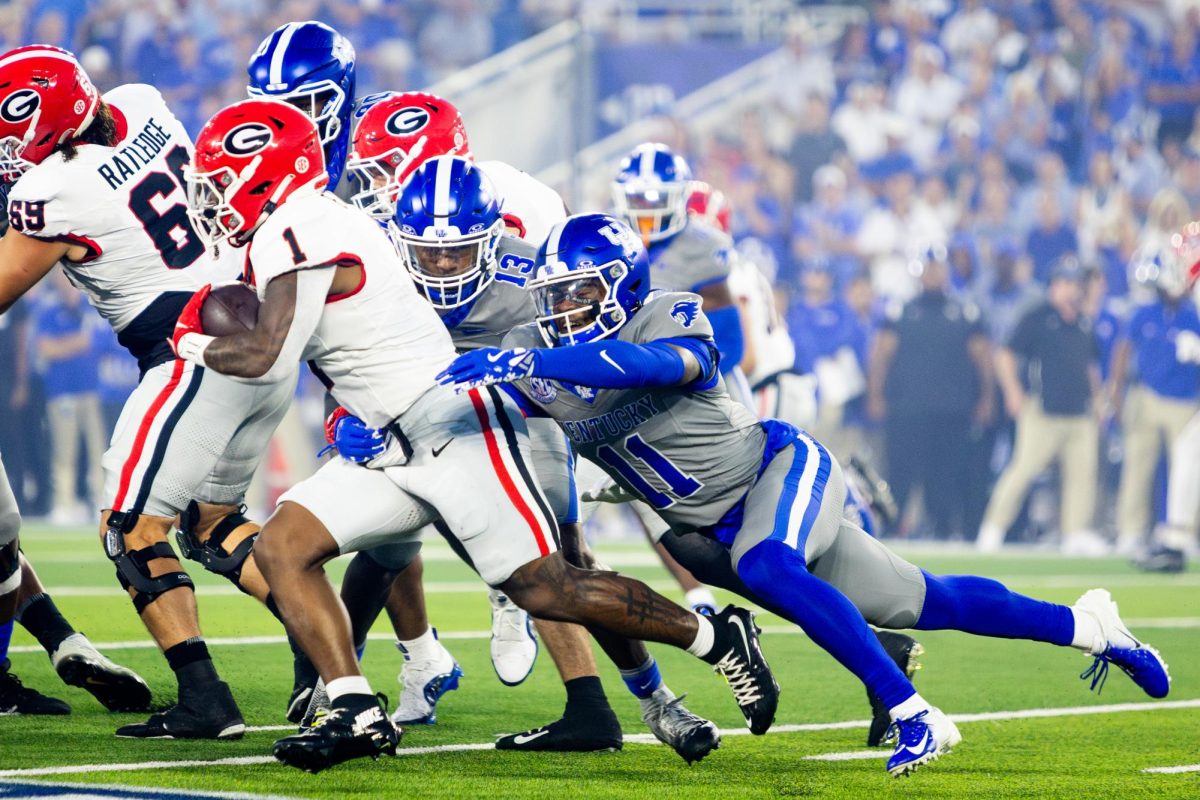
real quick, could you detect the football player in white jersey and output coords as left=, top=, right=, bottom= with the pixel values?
left=178, top=98, right=778, bottom=773
left=0, top=46, right=298, bottom=739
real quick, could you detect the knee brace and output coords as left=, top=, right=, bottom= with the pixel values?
left=104, top=511, right=194, bottom=614
left=175, top=501, right=257, bottom=587
left=0, top=538, right=20, bottom=597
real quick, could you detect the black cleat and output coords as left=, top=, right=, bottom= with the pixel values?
left=847, top=455, right=899, bottom=528
left=642, top=694, right=720, bottom=764
left=1132, top=545, right=1186, bottom=574
left=52, top=634, right=152, bottom=712
left=272, top=697, right=400, bottom=773
left=701, top=605, right=779, bottom=735
left=116, top=681, right=244, bottom=739
left=0, top=664, right=71, bottom=715
left=496, top=706, right=623, bottom=752
left=287, top=683, right=315, bottom=725
left=866, top=631, right=924, bottom=747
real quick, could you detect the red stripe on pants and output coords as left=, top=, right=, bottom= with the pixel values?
left=110, top=359, right=186, bottom=511
left=467, top=388, right=550, bottom=556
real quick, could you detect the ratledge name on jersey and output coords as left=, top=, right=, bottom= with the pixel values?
left=96, top=115, right=173, bottom=190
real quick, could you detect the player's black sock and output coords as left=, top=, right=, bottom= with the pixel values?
left=15, top=592, right=75, bottom=654
left=563, top=675, right=612, bottom=715
left=165, top=638, right=221, bottom=692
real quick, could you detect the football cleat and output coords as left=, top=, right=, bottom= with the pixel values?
left=1074, top=589, right=1171, bottom=699
left=866, top=631, right=924, bottom=746
left=51, top=633, right=152, bottom=712
left=885, top=707, right=961, bottom=777
left=392, top=635, right=463, bottom=725
left=847, top=455, right=900, bottom=527
left=701, top=605, right=779, bottom=735
left=1132, top=545, right=1186, bottom=574
left=489, top=589, right=537, bottom=686
left=299, top=679, right=330, bottom=730
left=273, top=697, right=400, bottom=774
left=0, top=664, right=70, bottom=715
left=642, top=694, right=720, bottom=765
left=287, top=683, right=315, bottom=725
left=496, top=708, right=623, bottom=753
left=115, top=681, right=244, bottom=739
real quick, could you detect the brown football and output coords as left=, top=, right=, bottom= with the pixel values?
left=201, top=282, right=260, bottom=336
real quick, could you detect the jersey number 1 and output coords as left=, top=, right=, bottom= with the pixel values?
left=595, top=434, right=703, bottom=509
left=127, top=145, right=205, bottom=269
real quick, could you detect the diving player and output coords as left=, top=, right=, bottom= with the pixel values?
left=437, top=213, right=1171, bottom=778
left=0, top=45, right=298, bottom=738
left=177, top=100, right=778, bottom=773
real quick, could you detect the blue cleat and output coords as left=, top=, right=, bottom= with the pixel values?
left=1074, top=589, right=1171, bottom=699
left=392, top=633, right=463, bottom=726
left=885, top=707, right=961, bottom=777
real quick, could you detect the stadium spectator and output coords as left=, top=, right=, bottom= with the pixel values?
left=1146, top=25, right=1200, bottom=150
left=787, top=94, right=842, bottom=206
left=856, top=162, right=946, bottom=302
left=1025, top=191, right=1079, bottom=284
left=868, top=247, right=994, bottom=538
left=33, top=271, right=104, bottom=527
left=791, top=164, right=863, bottom=286
left=977, top=258, right=1105, bottom=555
left=94, top=325, right=139, bottom=439
left=1076, top=150, right=1135, bottom=278
left=418, top=0, right=495, bottom=83
left=832, top=81, right=892, bottom=165
left=893, top=43, right=963, bottom=168
left=1107, top=260, right=1200, bottom=555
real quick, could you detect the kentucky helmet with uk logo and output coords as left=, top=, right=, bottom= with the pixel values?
left=185, top=98, right=327, bottom=248
left=347, top=91, right=470, bottom=219
left=247, top=21, right=355, bottom=188
left=612, top=143, right=692, bottom=245
left=0, top=44, right=100, bottom=181
left=528, top=213, right=651, bottom=346
left=388, top=154, right=504, bottom=309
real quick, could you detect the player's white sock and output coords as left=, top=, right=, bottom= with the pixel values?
left=326, top=675, right=372, bottom=702
left=397, top=626, right=439, bottom=663
left=639, top=685, right=677, bottom=716
left=685, top=613, right=715, bottom=658
left=888, top=692, right=931, bottom=722
left=1070, top=605, right=1137, bottom=654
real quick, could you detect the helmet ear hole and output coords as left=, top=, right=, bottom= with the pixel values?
left=248, top=180, right=272, bottom=196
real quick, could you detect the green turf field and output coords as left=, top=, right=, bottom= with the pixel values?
left=2, top=526, right=1197, bottom=799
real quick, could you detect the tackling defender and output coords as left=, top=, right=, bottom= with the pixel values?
left=176, top=99, right=778, bottom=773
left=438, top=213, right=1171, bottom=777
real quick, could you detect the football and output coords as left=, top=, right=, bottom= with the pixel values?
left=201, top=282, right=260, bottom=336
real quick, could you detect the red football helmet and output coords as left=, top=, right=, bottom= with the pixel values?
left=0, top=45, right=100, bottom=181
left=187, top=99, right=327, bottom=247
left=685, top=180, right=732, bottom=235
left=346, top=91, right=470, bottom=219
left=1171, top=220, right=1200, bottom=291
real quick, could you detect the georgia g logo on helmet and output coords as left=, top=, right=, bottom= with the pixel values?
left=386, top=107, right=431, bottom=137
left=222, top=122, right=273, bottom=157
left=0, top=89, right=40, bottom=124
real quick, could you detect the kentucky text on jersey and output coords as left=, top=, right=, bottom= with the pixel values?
left=97, top=117, right=173, bottom=190
left=559, top=393, right=661, bottom=443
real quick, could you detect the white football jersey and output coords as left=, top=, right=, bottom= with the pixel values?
left=727, top=252, right=794, bottom=385
left=247, top=190, right=457, bottom=426
left=8, top=83, right=207, bottom=333
left=477, top=159, right=566, bottom=247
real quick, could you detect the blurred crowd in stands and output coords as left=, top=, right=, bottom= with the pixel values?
left=1, top=0, right=1198, bottom=559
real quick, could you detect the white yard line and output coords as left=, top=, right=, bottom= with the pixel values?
left=1143, top=763, right=1200, bottom=774
left=12, top=617, right=1199, bottom=656
left=4, top=699, right=1196, bottom=779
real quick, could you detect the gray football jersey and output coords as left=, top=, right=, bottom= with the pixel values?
left=440, top=236, right=539, bottom=350
left=647, top=218, right=733, bottom=294
left=504, top=291, right=765, bottom=533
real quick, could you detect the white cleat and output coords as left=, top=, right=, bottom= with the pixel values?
left=885, top=706, right=962, bottom=777
left=488, top=588, right=537, bottom=686
left=1073, top=589, right=1171, bottom=698
left=1060, top=531, right=1111, bottom=558
left=51, top=633, right=151, bottom=712
left=392, top=637, right=463, bottom=725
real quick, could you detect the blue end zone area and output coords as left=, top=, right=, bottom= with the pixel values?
left=0, top=780, right=296, bottom=800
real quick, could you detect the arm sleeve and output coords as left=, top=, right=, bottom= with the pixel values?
left=228, top=266, right=332, bottom=385
left=531, top=337, right=715, bottom=390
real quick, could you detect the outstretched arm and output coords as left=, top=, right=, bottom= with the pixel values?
left=438, top=337, right=718, bottom=391
left=0, top=228, right=71, bottom=314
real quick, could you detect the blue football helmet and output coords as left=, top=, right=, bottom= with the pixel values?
left=388, top=155, right=505, bottom=309
left=529, top=213, right=651, bottom=347
left=247, top=21, right=356, bottom=188
left=612, top=143, right=692, bottom=244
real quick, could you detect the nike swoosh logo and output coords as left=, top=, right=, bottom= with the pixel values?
left=432, top=438, right=454, bottom=458
left=487, top=351, right=506, bottom=362
left=512, top=729, right=551, bottom=745
left=729, top=613, right=751, bottom=657
left=903, top=729, right=930, bottom=755
left=599, top=349, right=625, bottom=374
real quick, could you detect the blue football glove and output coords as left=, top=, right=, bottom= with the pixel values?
left=437, top=347, right=539, bottom=389
left=319, top=407, right=387, bottom=463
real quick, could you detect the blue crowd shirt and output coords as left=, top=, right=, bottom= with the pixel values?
left=1125, top=300, right=1200, bottom=401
